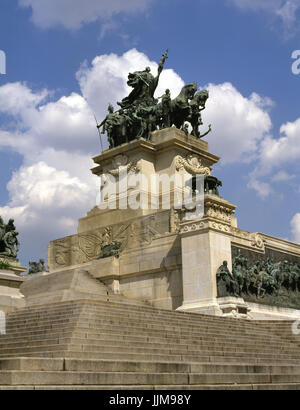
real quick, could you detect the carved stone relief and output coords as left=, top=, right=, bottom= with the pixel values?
left=175, top=154, right=211, bottom=176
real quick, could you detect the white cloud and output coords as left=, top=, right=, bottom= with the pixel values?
left=0, top=162, right=97, bottom=265
left=276, top=0, right=300, bottom=28
left=272, top=170, right=296, bottom=182
left=255, top=117, right=300, bottom=176
left=247, top=115, right=300, bottom=198
left=203, top=82, right=272, bottom=164
left=291, top=213, right=300, bottom=243
left=0, top=85, right=98, bottom=156
left=19, top=0, right=153, bottom=29
left=247, top=178, right=273, bottom=199
left=76, top=48, right=184, bottom=119
left=0, top=82, right=47, bottom=117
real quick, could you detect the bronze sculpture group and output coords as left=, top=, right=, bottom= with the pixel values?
left=0, top=217, right=20, bottom=259
left=98, top=50, right=212, bottom=148
left=217, top=250, right=300, bottom=303
left=28, top=259, right=46, bottom=274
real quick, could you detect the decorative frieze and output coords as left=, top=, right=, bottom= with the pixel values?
left=204, top=199, right=235, bottom=224
left=49, top=211, right=173, bottom=270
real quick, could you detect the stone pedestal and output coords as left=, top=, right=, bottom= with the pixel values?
left=0, top=259, right=27, bottom=312
left=217, top=297, right=251, bottom=318
left=177, top=195, right=236, bottom=315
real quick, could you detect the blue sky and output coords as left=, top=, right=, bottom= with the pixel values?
left=0, top=0, right=300, bottom=267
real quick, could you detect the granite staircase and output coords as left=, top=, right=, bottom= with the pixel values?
left=0, top=299, right=300, bottom=390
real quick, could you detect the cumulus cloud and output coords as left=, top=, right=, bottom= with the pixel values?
left=77, top=48, right=184, bottom=119
left=0, top=162, right=97, bottom=264
left=18, top=0, right=153, bottom=29
left=291, top=213, right=300, bottom=243
left=0, top=85, right=99, bottom=265
left=252, top=117, right=300, bottom=178
left=0, top=82, right=48, bottom=117
left=203, top=82, right=272, bottom=164
left=247, top=114, right=300, bottom=198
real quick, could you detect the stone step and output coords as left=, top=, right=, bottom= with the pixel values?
left=7, top=303, right=291, bottom=333
left=0, top=339, right=296, bottom=357
left=0, top=328, right=298, bottom=352
left=5, top=315, right=292, bottom=343
left=1, top=341, right=299, bottom=361
left=1, top=299, right=299, bottom=390
left=1, top=370, right=300, bottom=386
left=7, top=299, right=294, bottom=333
left=1, top=357, right=300, bottom=375
left=4, top=312, right=292, bottom=345
left=8, top=301, right=295, bottom=338
left=1, top=326, right=292, bottom=351
left=1, top=329, right=298, bottom=356
left=0, top=328, right=297, bottom=351
left=1, top=383, right=300, bottom=390
left=0, top=329, right=295, bottom=352
left=11, top=350, right=300, bottom=366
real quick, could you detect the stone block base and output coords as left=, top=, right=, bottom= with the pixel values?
left=0, top=270, right=26, bottom=313
left=176, top=298, right=223, bottom=316
left=247, top=302, right=300, bottom=320
left=19, top=268, right=109, bottom=307
left=217, top=297, right=251, bottom=319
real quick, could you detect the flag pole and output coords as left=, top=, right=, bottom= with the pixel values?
left=94, top=113, right=104, bottom=152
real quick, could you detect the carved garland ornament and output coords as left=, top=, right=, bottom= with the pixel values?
left=107, top=154, right=141, bottom=177
left=175, top=154, right=211, bottom=176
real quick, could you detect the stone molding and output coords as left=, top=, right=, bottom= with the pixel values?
left=180, top=219, right=231, bottom=235
left=231, top=227, right=265, bottom=252
left=204, top=197, right=235, bottom=224
left=180, top=219, right=266, bottom=254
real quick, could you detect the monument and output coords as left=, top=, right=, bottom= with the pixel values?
left=3, top=50, right=300, bottom=320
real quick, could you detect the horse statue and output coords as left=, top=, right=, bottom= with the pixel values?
left=169, top=83, right=197, bottom=129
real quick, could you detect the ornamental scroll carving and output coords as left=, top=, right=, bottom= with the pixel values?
left=54, top=238, right=71, bottom=267
left=107, top=154, right=141, bottom=177
left=175, top=154, right=211, bottom=176
left=250, top=233, right=265, bottom=250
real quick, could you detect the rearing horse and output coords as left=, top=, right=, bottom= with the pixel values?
left=169, top=82, right=197, bottom=129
